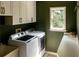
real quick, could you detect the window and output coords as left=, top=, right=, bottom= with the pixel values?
left=50, top=7, right=66, bottom=32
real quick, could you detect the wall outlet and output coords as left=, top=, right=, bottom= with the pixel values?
left=15, top=28, right=21, bottom=33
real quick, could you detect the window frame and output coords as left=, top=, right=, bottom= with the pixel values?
left=49, top=7, right=66, bottom=32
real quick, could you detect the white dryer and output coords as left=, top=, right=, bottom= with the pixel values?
left=25, top=31, right=45, bottom=56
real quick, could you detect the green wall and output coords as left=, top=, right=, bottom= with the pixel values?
left=36, top=1, right=76, bottom=52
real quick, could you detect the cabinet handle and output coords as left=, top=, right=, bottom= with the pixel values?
left=3, top=7, right=5, bottom=14
left=19, top=18, right=22, bottom=23
left=31, top=17, right=33, bottom=22
left=1, top=7, right=5, bottom=14
left=1, top=7, right=3, bottom=14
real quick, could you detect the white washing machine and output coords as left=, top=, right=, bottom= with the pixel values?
left=8, top=32, right=39, bottom=57
left=25, top=31, right=45, bottom=56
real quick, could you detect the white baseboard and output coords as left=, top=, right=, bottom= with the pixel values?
left=46, top=51, right=59, bottom=57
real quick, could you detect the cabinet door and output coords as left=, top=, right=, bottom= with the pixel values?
left=26, top=1, right=33, bottom=23
left=27, top=1, right=33, bottom=23
left=12, top=1, right=20, bottom=25
left=18, top=1, right=36, bottom=24
left=26, top=1, right=36, bottom=23
left=20, top=1, right=27, bottom=24
left=20, top=1, right=32, bottom=24
left=20, top=1, right=36, bottom=24
left=31, top=1, right=36, bottom=23
left=0, top=1, right=11, bottom=15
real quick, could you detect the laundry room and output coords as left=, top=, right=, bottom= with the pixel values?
left=0, top=1, right=79, bottom=57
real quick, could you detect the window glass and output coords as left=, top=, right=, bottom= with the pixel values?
left=50, top=7, right=66, bottom=32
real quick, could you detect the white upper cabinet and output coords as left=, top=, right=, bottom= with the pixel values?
left=0, top=1, right=36, bottom=25
left=20, top=1, right=36, bottom=24
left=31, top=1, right=36, bottom=23
left=19, top=1, right=27, bottom=24
left=12, top=1, right=20, bottom=25
left=26, top=1, right=36, bottom=23
left=0, top=1, right=11, bottom=15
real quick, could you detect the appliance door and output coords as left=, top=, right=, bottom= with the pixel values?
left=40, top=36, right=45, bottom=51
left=26, top=37, right=40, bottom=57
